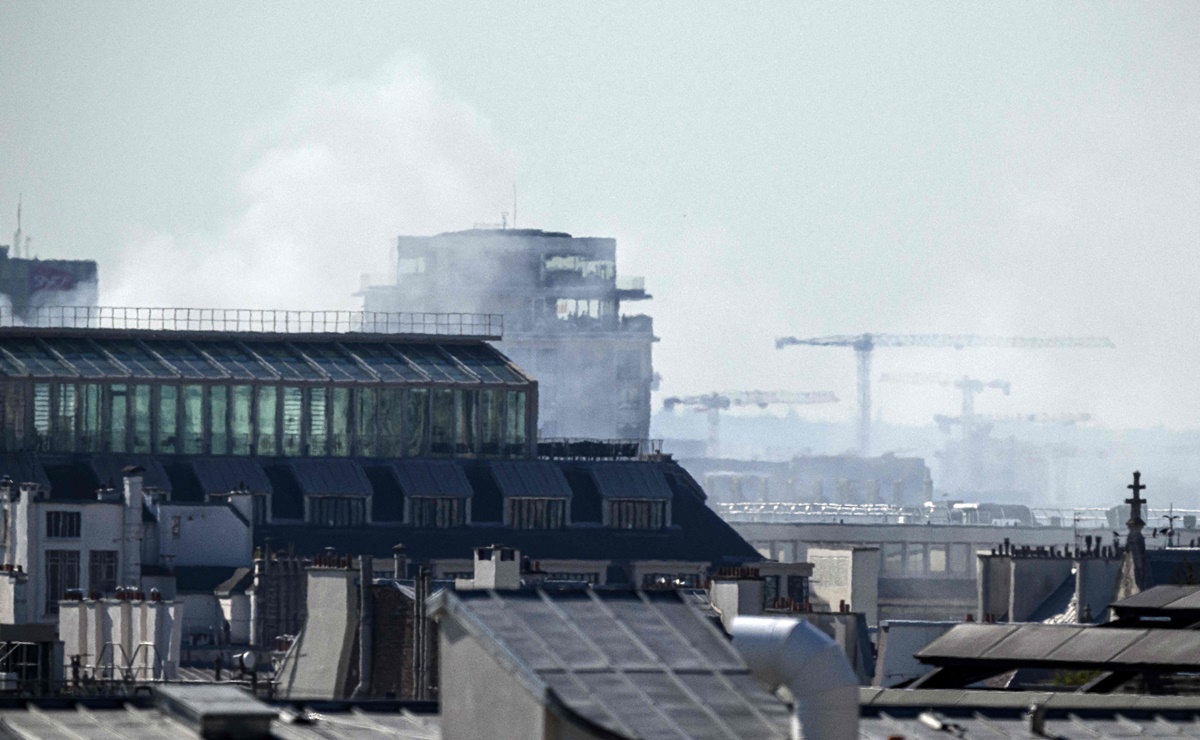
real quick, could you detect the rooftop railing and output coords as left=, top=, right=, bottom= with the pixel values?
left=0, top=307, right=505, bottom=338
left=537, top=438, right=663, bottom=461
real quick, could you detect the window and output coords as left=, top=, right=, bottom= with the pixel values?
left=45, top=550, right=79, bottom=614
left=256, top=386, right=277, bottom=455
left=132, top=385, right=152, bottom=454
left=106, top=384, right=128, bottom=453
left=378, top=388, right=404, bottom=457
left=545, top=572, right=599, bottom=584
left=52, top=383, right=76, bottom=451
left=307, top=388, right=327, bottom=456
left=508, top=498, right=567, bottom=529
left=608, top=500, right=667, bottom=530
left=882, top=543, right=903, bottom=574
left=281, top=387, right=303, bottom=456
left=79, top=383, right=101, bottom=452
left=308, top=497, right=365, bottom=527
left=397, top=256, right=426, bottom=275
left=330, top=387, right=350, bottom=456
left=480, top=390, right=503, bottom=456
left=88, top=550, right=118, bottom=594
left=405, top=389, right=428, bottom=457
left=354, top=388, right=377, bottom=456
left=430, top=390, right=453, bottom=455
left=46, top=511, right=81, bottom=539
left=230, top=385, right=252, bottom=455
left=32, top=383, right=50, bottom=451
left=642, top=573, right=701, bottom=589
left=949, top=543, right=972, bottom=573
left=905, top=544, right=926, bottom=575
left=182, top=385, right=203, bottom=454
left=504, top=391, right=527, bottom=456
left=155, top=385, right=177, bottom=453
left=454, top=390, right=476, bottom=455
left=929, top=544, right=947, bottom=573
left=409, top=497, right=466, bottom=528
left=209, top=385, right=228, bottom=454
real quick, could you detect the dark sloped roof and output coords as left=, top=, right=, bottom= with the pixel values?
left=391, top=460, right=472, bottom=498
left=289, top=459, right=372, bottom=497
left=89, top=455, right=172, bottom=493
left=191, top=458, right=272, bottom=496
left=917, top=622, right=1200, bottom=672
left=0, top=452, right=50, bottom=490
left=586, top=462, right=672, bottom=500
left=174, top=566, right=245, bottom=594
left=215, top=567, right=255, bottom=596
left=437, top=589, right=790, bottom=740
left=0, top=333, right=531, bottom=386
left=491, top=461, right=572, bottom=499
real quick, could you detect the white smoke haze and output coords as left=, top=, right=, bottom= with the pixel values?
left=106, top=56, right=516, bottom=310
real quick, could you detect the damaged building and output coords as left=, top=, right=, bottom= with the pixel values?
left=359, top=229, right=656, bottom=440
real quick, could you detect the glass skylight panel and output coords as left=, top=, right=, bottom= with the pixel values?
left=153, top=341, right=226, bottom=379
left=47, top=338, right=127, bottom=378
left=295, top=343, right=372, bottom=381
left=444, top=344, right=523, bottom=383
left=398, top=344, right=474, bottom=382
left=191, top=341, right=267, bottom=380
left=2, top=338, right=69, bottom=377
left=347, top=343, right=427, bottom=382
left=246, top=342, right=325, bottom=381
left=92, top=339, right=175, bottom=378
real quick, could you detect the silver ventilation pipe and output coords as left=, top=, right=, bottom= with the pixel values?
left=732, top=616, right=859, bottom=740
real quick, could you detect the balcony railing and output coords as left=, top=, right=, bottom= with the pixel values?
left=0, top=307, right=504, bottom=338
left=537, top=438, right=663, bottom=461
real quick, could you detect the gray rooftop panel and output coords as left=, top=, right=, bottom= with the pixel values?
left=289, top=459, right=372, bottom=497
left=1044, top=626, right=1146, bottom=663
left=89, top=455, right=172, bottom=493
left=1113, top=585, right=1200, bottom=610
left=980, top=624, right=1083, bottom=661
left=391, top=460, right=472, bottom=498
left=441, top=344, right=523, bottom=383
left=587, top=461, right=673, bottom=500
left=1114, top=629, right=1200, bottom=667
left=92, top=338, right=177, bottom=378
left=491, top=461, right=573, bottom=500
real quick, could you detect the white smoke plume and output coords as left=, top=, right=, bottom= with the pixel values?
left=105, top=56, right=516, bottom=310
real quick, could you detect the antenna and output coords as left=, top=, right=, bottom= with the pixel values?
left=12, top=194, right=23, bottom=259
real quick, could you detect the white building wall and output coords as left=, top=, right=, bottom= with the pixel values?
left=155, top=504, right=252, bottom=568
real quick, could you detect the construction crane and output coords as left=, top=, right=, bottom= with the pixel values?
left=774, top=333, right=1114, bottom=455
left=661, top=391, right=838, bottom=459
left=878, top=373, right=1011, bottom=422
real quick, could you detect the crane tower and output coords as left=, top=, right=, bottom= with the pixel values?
left=775, top=333, right=1113, bottom=456
left=662, top=390, right=838, bottom=459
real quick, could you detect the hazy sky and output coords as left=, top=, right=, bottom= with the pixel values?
left=2, top=2, right=1199, bottom=432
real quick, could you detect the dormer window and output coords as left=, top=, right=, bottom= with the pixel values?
left=589, top=462, right=672, bottom=531
left=394, top=460, right=473, bottom=528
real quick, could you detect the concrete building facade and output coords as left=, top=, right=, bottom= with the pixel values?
left=359, top=229, right=655, bottom=440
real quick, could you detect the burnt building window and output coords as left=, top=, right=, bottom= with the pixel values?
left=507, top=498, right=567, bottom=529
left=308, top=497, right=365, bottom=527
left=409, top=497, right=466, bottom=528
left=45, top=511, right=81, bottom=539
left=45, top=550, right=80, bottom=614
left=608, top=500, right=667, bottom=530
left=88, top=550, right=118, bottom=594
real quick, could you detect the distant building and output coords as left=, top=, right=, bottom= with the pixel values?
left=359, top=229, right=656, bottom=440
left=0, top=247, right=98, bottom=324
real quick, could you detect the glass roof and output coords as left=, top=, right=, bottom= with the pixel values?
left=0, top=334, right=528, bottom=386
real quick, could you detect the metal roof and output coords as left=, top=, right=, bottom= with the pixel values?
left=918, top=623, right=1200, bottom=671
left=437, top=588, right=790, bottom=740
left=190, top=458, right=273, bottom=495
left=490, top=461, right=573, bottom=499
left=391, top=460, right=473, bottom=499
left=1113, top=584, right=1200, bottom=612
left=290, top=459, right=373, bottom=497
left=586, top=462, right=673, bottom=500
left=89, top=455, right=172, bottom=493
left=0, top=451, right=51, bottom=490
left=0, top=334, right=529, bottom=385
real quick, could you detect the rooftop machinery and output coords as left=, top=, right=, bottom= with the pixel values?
left=774, top=334, right=1114, bottom=456
left=661, top=391, right=838, bottom=459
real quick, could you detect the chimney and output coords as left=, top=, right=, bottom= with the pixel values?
left=470, top=545, right=520, bottom=590
left=709, top=567, right=765, bottom=631
left=120, top=467, right=145, bottom=590
left=393, top=544, right=408, bottom=579
left=352, top=556, right=373, bottom=698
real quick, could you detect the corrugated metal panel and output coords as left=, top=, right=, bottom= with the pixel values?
left=0, top=452, right=51, bottom=491
left=390, top=460, right=472, bottom=498
left=448, top=589, right=791, bottom=740
left=289, top=459, right=372, bottom=497
left=89, top=455, right=172, bottom=494
left=587, top=462, right=672, bottom=500
left=190, top=458, right=272, bottom=495
left=491, top=461, right=572, bottom=500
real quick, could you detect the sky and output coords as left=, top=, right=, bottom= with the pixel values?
left=2, top=2, right=1199, bottom=433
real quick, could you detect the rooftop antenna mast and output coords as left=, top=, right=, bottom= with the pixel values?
left=12, top=195, right=22, bottom=259
left=512, top=184, right=517, bottom=229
